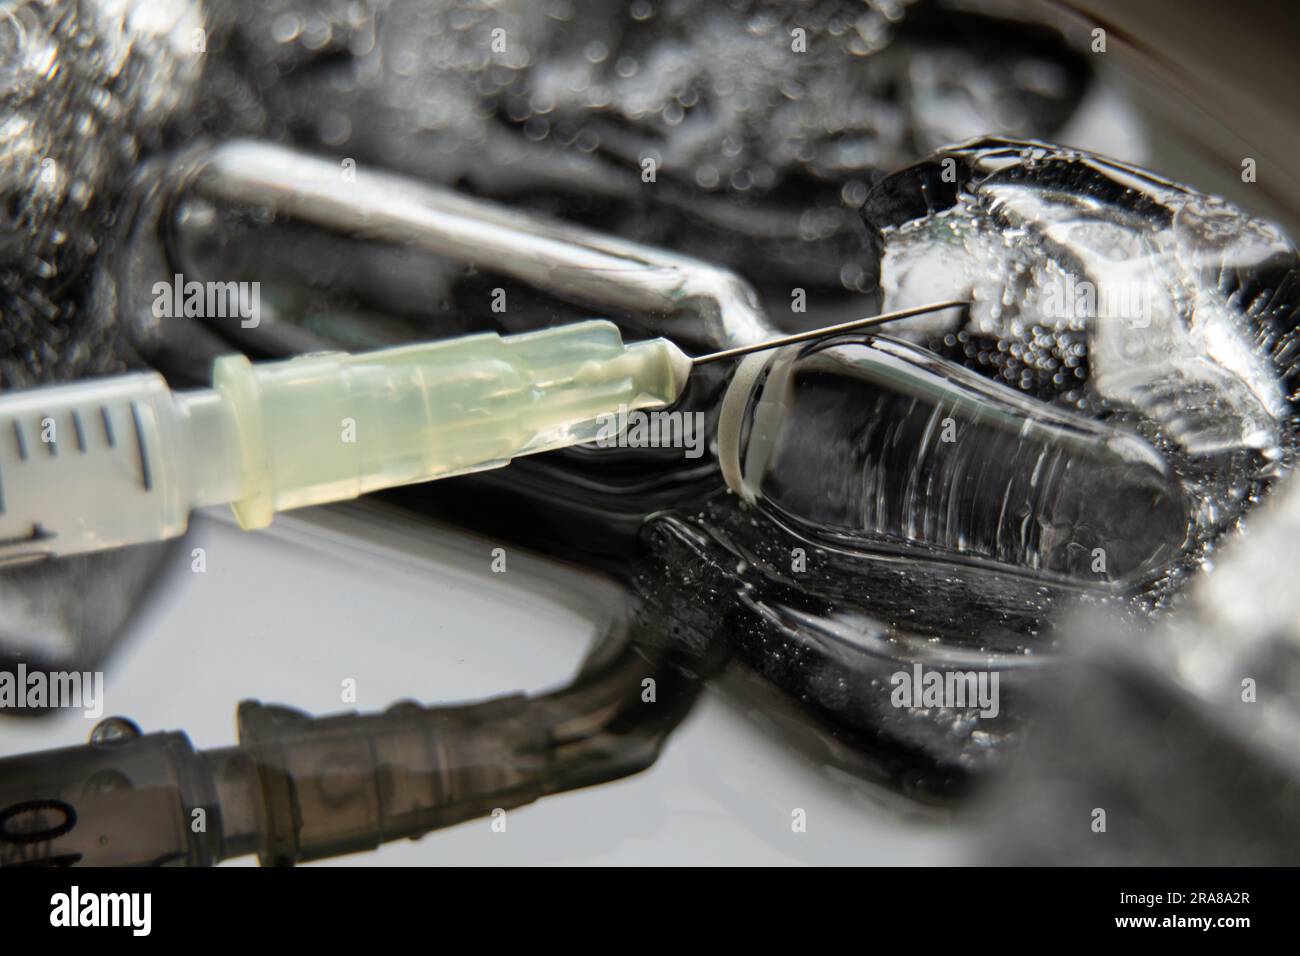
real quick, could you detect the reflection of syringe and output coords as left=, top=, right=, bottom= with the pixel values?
left=0, top=302, right=959, bottom=564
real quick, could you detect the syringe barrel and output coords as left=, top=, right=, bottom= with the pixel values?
left=214, top=319, right=689, bottom=529
left=0, top=373, right=193, bottom=564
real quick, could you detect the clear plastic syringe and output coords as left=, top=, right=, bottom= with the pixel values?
left=0, top=321, right=690, bottom=564
left=0, top=301, right=958, bottom=564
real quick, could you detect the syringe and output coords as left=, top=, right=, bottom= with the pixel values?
left=0, top=302, right=959, bottom=564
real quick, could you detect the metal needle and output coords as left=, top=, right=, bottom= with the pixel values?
left=690, top=299, right=969, bottom=365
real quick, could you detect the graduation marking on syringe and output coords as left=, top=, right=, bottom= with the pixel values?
left=100, top=405, right=116, bottom=448
left=129, top=401, right=153, bottom=492
left=72, top=410, right=86, bottom=452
